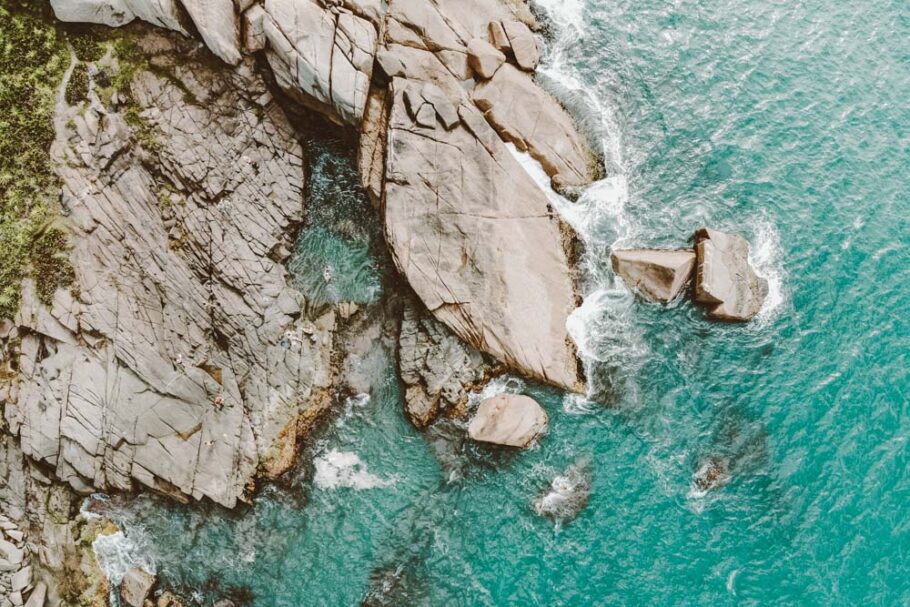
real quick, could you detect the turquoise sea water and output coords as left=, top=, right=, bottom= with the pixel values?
left=108, top=1, right=910, bottom=605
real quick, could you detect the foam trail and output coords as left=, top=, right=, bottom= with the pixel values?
left=92, top=530, right=156, bottom=586
left=313, top=449, right=395, bottom=490
left=748, top=218, right=786, bottom=323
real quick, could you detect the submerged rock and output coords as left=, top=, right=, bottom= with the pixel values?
left=611, top=248, right=696, bottom=303
left=120, top=567, right=156, bottom=607
left=468, top=394, right=547, bottom=448
left=694, top=228, right=768, bottom=321
left=533, top=457, right=592, bottom=524
left=691, top=456, right=732, bottom=495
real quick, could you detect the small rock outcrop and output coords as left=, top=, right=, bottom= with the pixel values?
left=533, top=457, right=591, bottom=524
left=120, top=567, right=156, bottom=607
left=694, top=228, right=768, bottom=321
left=473, top=63, right=597, bottom=188
left=0, top=513, right=39, bottom=607
left=467, top=37, right=505, bottom=80
left=398, top=301, right=490, bottom=428
left=467, top=394, right=548, bottom=448
left=610, top=249, right=696, bottom=303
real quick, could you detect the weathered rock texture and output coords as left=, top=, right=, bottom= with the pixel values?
left=384, top=78, right=584, bottom=392
left=48, top=0, right=597, bottom=397
left=0, top=511, right=39, bottom=607
left=2, top=34, right=336, bottom=509
left=694, top=228, right=768, bottom=321
left=120, top=567, right=155, bottom=607
left=611, top=249, right=696, bottom=303
left=468, top=393, right=547, bottom=448
left=398, top=300, right=490, bottom=428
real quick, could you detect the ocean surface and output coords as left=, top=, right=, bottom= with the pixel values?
left=102, top=1, right=910, bottom=605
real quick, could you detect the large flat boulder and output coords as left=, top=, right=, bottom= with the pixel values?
left=611, top=249, right=695, bottom=303
left=694, top=228, right=768, bottom=321
left=468, top=394, right=547, bottom=448
left=473, top=64, right=596, bottom=189
left=384, top=78, right=584, bottom=393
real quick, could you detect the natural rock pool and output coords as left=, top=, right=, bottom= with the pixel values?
left=99, top=0, right=909, bottom=604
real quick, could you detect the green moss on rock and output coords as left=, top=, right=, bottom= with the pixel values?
left=0, top=1, right=86, bottom=318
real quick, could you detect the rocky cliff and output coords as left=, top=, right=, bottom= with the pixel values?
left=0, top=0, right=601, bottom=597
left=3, top=33, right=336, bottom=510
left=47, top=0, right=597, bottom=397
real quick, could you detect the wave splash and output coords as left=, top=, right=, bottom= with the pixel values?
left=92, top=530, right=156, bottom=586
left=313, top=449, right=395, bottom=490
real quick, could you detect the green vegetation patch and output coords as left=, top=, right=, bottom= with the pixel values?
left=0, top=1, right=74, bottom=318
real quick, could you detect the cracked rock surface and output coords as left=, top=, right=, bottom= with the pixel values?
left=49, top=0, right=597, bottom=397
left=398, top=299, right=490, bottom=428
left=2, top=33, right=335, bottom=509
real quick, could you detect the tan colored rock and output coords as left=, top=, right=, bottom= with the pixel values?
left=611, top=249, right=695, bottom=303
left=467, top=38, right=506, bottom=79
left=23, top=582, right=46, bottom=607
left=694, top=228, right=768, bottom=321
left=488, top=20, right=511, bottom=53
left=474, top=64, right=596, bottom=188
left=501, top=19, right=539, bottom=71
left=50, top=0, right=188, bottom=33
left=468, top=394, right=548, bottom=447
left=358, top=85, right=390, bottom=207
left=180, top=0, right=242, bottom=65
left=157, top=592, right=183, bottom=607
left=7, top=34, right=335, bottom=509
left=261, top=0, right=377, bottom=125
left=384, top=79, right=584, bottom=393
left=121, top=567, right=156, bottom=607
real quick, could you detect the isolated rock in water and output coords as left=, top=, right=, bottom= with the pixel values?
left=468, top=394, right=548, bottom=448
left=121, top=567, right=156, bottom=607
left=611, top=249, right=696, bottom=303
left=384, top=79, right=584, bottom=393
left=694, top=228, right=768, bottom=321
left=398, top=301, right=488, bottom=428
left=473, top=64, right=596, bottom=188
left=534, top=458, right=591, bottom=524
left=692, top=456, right=731, bottom=494
left=467, top=37, right=506, bottom=79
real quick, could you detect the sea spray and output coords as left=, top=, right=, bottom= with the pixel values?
left=313, top=449, right=395, bottom=490
left=92, top=530, right=156, bottom=586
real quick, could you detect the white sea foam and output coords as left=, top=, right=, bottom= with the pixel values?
left=748, top=218, right=786, bottom=324
left=532, top=0, right=586, bottom=32
left=313, top=450, right=394, bottom=490
left=92, top=530, right=156, bottom=586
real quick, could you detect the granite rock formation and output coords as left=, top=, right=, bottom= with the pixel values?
left=49, top=0, right=597, bottom=395
left=398, top=300, right=490, bottom=428
left=694, top=228, right=768, bottom=321
left=611, top=249, right=696, bottom=303
left=2, top=34, right=336, bottom=509
left=468, top=393, right=548, bottom=448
